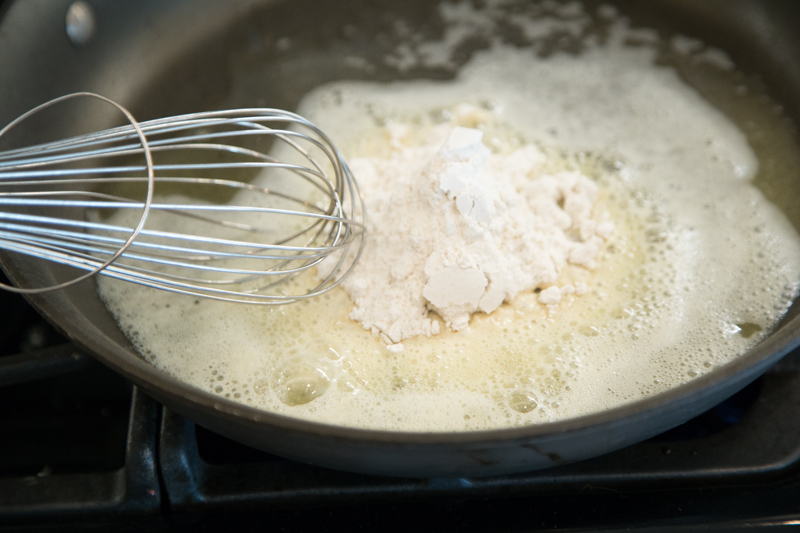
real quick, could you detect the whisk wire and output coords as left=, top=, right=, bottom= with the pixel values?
left=0, top=92, right=365, bottom=303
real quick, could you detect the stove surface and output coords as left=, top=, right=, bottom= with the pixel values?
left=1, top=282, right=800, bottom=532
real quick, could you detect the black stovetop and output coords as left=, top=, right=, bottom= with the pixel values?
left=1, top=282, right=800, bottom=532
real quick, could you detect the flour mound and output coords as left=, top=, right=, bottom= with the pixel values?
left=343, top=125, right=613, bottom=344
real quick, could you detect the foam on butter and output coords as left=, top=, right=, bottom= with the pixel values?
left=97, top=4, right=800, bottom=432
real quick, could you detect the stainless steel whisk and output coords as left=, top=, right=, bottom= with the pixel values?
left=0, top=93, right=365, bottom=304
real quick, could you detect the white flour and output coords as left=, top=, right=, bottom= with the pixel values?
left=340, top=124, right=613, bottom=345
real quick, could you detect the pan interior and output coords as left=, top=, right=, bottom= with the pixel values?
left=92, top=0, right=800, bottom=430
left=1, top=0, right=799, bottom=439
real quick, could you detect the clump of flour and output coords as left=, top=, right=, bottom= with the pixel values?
left=337, top=124, right=614, bottom=345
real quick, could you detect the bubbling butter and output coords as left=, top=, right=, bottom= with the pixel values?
left=97, top=6, right=800, bottom=432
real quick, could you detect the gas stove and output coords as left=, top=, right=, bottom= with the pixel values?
left=1, top=277, right=800, bottom=532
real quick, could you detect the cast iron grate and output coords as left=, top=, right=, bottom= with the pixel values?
left=2, top=270, right=800, bottom=531
left=0, top=278, right=162, bottom=531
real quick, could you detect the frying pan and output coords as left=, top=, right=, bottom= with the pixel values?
left=1, top=0, right=799, bottom=477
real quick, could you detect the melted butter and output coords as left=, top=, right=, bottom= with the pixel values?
left=97, top=12, right=800, bottom=432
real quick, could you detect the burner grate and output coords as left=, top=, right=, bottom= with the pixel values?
left=1, top=269, right=799, bottom=531
left=0, top=285, right=163, bottom=531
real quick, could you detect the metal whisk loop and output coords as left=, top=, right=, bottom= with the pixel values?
left=0, top=92, right=156, bottom=294
left=0, top=93, right=366, bottom=304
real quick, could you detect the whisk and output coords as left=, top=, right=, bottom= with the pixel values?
left=0, top=92, right=365, bottom=304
